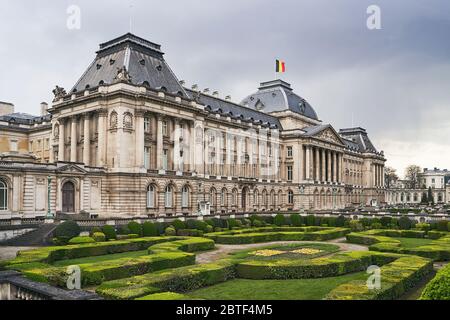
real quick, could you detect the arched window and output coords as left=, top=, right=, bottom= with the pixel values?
left=288, top=190, right=294, bottom=205
left=438, top=193, right=443, bottom=202
left=210, top=188, right=216, bottom=206
left=123, top=112, right=133, bottom=129
left=262, top=190, right=268, bottom=208
left=0, top=179, right=7, bottom=211
left=144, top=117, right=151, bottom=133
left=165, top=186, right=173, bottom=208
left=182, top=186, right=189, bottom=208
left=146, top=185, right=155, bottom=208
left=232, top=189, right=238, bottom=206
left=253, top=190, right=259, bottom=206
left=413, top=193, right=418, bottom=202
left=110, top=111, right=118, bottom=129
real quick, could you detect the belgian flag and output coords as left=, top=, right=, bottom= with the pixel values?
left=276, top=59, right=286, bottom=73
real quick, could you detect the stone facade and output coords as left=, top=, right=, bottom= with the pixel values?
left=0, top=33, right=386, bottom=218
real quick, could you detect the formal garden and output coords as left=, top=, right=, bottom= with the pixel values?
left=1, top=213, right=449, bottom=300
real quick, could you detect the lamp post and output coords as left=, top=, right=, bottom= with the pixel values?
left=46, top=176, right=53, bottom=219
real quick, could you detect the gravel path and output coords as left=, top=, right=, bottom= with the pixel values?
left=196, top=238, right=368, bottom=264
left=0, top=246, right=36, bottom=261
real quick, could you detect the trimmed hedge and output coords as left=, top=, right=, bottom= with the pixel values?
left=325, top=255, right=433, bottom=300
left=176, top=229, right=204, bottom=237
left=92, top=232, right=106, bottom=242
left=236, top=251, right=400, bottom=280
left=420, top=262, right=450, bottom=300
left=205, top=227, right=349, bottom=244
left=4, top=237, right=214, bottom=287
left=347, top=230, right=450, bottom=261
left=96, top=261, right=235, bottom=300
left=68, top=236, right=95, bottom=245
left=136, top=292, right=194, bottom=300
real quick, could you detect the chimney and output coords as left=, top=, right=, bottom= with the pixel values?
left=225, top=95, right=231, bottom=100
left=40, top=102, right=48, bottom=116
left=212, top=91, right=219, bottom=97
left=191, top=84, right=198, bottom=91
left=0, top=101, right=14, bottom=116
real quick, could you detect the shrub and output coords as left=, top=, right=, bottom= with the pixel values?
left=128, top=234, right=139, bottom=239
left=128, top=222, right=143, bottom=236
left=102, top=225, right=117, bottom=240
left=371, top=223, right=383, bottom=230
left=398, top=216, right=412, bottom=230
left=205, top=225, right=213, bottom=233
left=68, top=236, right=95, bottom=245
left=306, top=215, right=315, bottom=226
left=274, top=214, right=285, bottom=226
left=336, top=215, right=346, bottom=227
left=117, top=225, right=130, bottom=235
left=289, top=214, right=301, bottom=226
left=415, top=223, right=431, bottom=232
left=360, top=218, right=371, bottom=228
left=437, top=220, right=449, bottom=232
left=142, top=222, right=158, bottom=237
left=252, top=220, right=263, bottom=228
left=380, top=216, right=392, bottom=227
left=165, top=227, right=176, bottom=236
left=90, top=227, right=102, bottom=236
left=328, top=217, right=337, bottom=227
left=92, top=232, right=106, bottom=242
left=349, top=220, right=364, bottom=232
left=53, top=221, right=81, bottom=243
left=171, top=219, right=186, bottom=231
left=421, top=263, right=450, bottom=300
left=227, top=219, right=238, bottom=229
left=176, top=229, right=204, bottom=237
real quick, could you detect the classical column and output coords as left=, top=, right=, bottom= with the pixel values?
left=382, top=166, right=385, bottom=187
left=299, top=144, right=304, bottom=181
left=305, top=146, right=311, bottom=180
left=70, top=117, right=77, bottom=162
left=97, top=109, right=107, bottom=167
left=372, top=164, right=376, bottom=187
left=135, top=110, right=145, bottom=168
left=321, top=149, right=326, bottom=182
left=189, top=122, right=196, bottom=173
left=327, top=150, right=332, bottom=182
left=332, top=151, right=337, bottom=182
left=83, top=114, right=90, bottom=165
left=58, top=119, right=65, bottom=162
left=173, top=119, right=181, bottom=172
left=156, top=116, right=164, bottom=170
left=315, top=147, right=320, bottom=181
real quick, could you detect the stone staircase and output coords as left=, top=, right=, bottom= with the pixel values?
left=0, top=223, right=57, bottom=246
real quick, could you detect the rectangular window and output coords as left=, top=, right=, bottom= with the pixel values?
left=162, top=149, right=168, bottom=170
left=144, top=117, right=150, bottom=133
left=287, top=165, right=293, bottom=181
left=144, top=147, right=150, bottom=169
left=287, top=146, right=293, bottom=157
left=10, top=140, right=18, bottom=152
left=162, top=121, right=168, bottom=136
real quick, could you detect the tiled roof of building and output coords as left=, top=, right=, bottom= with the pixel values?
left=339, top=127, right=380, bottom=154
left=240, top=80, right=319, bottom=120
left=185, top=89, right=281, bottom=129
left=71, top=33, right=187, bottom=97
left=0, top=112, right=51, bottom=125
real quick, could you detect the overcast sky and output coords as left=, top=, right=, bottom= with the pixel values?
left=1, top=0, right=449, bottom=177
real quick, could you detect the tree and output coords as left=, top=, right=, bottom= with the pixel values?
left=427, top=187, right=434, bottom=204
left=384, top=166, right=399, bottom=188
left=404, top=165, right=422, bottom=189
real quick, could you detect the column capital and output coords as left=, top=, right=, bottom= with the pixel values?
left=97, top=108, right=108, bottom=117
left=135, top=109, right=146, bottom=117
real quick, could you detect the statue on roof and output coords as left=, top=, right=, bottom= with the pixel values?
left=52, top=86, right=67, bottom=102
left=113, top=66, right=132, bottom=83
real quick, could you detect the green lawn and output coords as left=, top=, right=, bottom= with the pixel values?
left=185, top=271, right=367, bottom=300
left=392, top=238, right=434, bottom=249
left=52, top=250, right=149, bottom=267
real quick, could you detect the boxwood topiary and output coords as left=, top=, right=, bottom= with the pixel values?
left=142, top=222, right=158, bottom=237
left=128, top=221, right=143, bottom=236
left=165, top=226, right=176, bottom=236
left=53, top=221, right=80, bottom=242
left=290, top=214, right=302, bottom=227
left=68, top=236, right=95, bottom=245
left=399, top=216, right=412, bottom=230
left=171, top=219, right=186, bottom=231
left=102, top=225, right=117, bottom=240
left=274, top=214, right=285, bottom=226
left=92, top=232, right=106, bottom=242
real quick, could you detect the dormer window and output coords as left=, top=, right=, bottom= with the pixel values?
left=109, top=59, right=115, bottom=65
left=140, top=59, right=146, bottom=66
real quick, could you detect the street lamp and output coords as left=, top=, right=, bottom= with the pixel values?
left=46, top=176, right=53, bottom=219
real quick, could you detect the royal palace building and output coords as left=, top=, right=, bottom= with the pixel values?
left=0, top=33, right=386, bottom=218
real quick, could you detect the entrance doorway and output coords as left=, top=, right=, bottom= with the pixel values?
left=62, top=181, right=75, bottom=212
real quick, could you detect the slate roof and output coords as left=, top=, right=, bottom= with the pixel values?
left=185, top=89, right=281, bottom=129
left=339, top=127, right=379, bottom=154
left=240, top=80, right=319, bottom=120
left=71, top=33, right=187, bottom=97
left=0, top=112, right=51, bottom=125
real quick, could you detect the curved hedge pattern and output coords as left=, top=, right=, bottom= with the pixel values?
left=205, top=227, right=350, bottom=244
left=346, top=230, right=450, bottom=261
left=420, top=262, right=450, bottom=300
